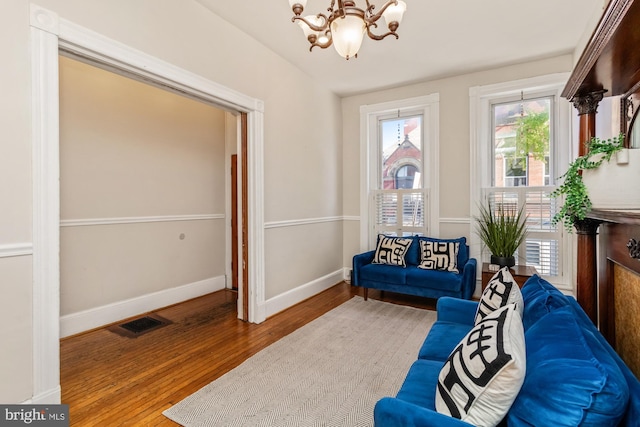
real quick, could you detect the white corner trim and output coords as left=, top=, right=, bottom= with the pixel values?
left=30, top=4, right=59, bottom=34
left=31, top=4, right=62, bottom=404
left=0, top=243, right=33, bottom=258
left=60, top=214, right=224, bottom=227
left=264, top=270, right=344, bottom=319
left=60, top=276, right=226, bottom=338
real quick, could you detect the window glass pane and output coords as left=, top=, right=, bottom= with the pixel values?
left=524, top=238, right=559, bottom=276
left=381, top=116, right=422, bottom=189
left=492, top=97, right=551, bottom=187
left=402, top=192, right=424, bottom=227
left=524, top=190, right=557, bottom=232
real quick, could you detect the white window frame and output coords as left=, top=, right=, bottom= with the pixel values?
left=469, top=74, right=574, bottom=292
left=360, top=94, right=440, bottom=250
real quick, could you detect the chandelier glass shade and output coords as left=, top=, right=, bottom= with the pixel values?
left=288, top=0, right=407, bottom=59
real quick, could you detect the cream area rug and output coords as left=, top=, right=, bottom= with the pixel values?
left=163, top=296, right=436, bottom=427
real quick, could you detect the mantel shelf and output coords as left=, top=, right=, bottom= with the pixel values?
left=587, top=209, right=640, bottom=225
left=563, top=0, right=640, bottom=100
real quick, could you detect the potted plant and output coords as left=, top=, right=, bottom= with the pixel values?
left=475, top=199, right=528, bottom=268
left=551, top=134, right=625, bottom=231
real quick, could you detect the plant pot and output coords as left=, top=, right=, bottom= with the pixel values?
left=490, top=255, right=515, bottom=268
left=582, top=149, right=640, bottom=209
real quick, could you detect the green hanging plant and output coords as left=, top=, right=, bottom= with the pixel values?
left=551, top=134, right=625, bottom=231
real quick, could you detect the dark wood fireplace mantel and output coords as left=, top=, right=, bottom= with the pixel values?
left=563, top=0, right=640, bottom=330
left=587, top=209, right=640, bottom=374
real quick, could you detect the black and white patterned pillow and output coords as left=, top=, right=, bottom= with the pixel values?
left=372, top=235, right=413, bottom=267
left=436, top=304, right=526, bottom=427
left=417, top=240, right=459, bottom=273
left=475, top=267, right=524, bottom=324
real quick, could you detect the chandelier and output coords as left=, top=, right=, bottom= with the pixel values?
left=288, top=0, right=407, bottom=59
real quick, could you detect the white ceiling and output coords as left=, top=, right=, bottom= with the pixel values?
left=195, top=0, right=604, bottom=97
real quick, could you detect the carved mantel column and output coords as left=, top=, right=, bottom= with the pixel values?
left=571, top=90, right=606, bottom=155
left=570, top=90, right=606, bottom=325
left=574, top=218, right=602, bottom=324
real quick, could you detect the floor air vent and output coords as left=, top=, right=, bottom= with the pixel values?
left=109, top=314, right=171, bottom=338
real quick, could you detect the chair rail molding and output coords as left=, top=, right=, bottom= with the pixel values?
left=60, top=214, right=224, bottom=227
left=0, top=243, right=33, bottom=258
left=264, top=215, right=353, bottom=229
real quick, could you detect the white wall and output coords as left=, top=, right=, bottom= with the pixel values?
left=59, top=56, right=226, bottom=334
left=341, top=55, right=576, bottom=268
left=2, top=0, right=343, bottom=403
left=0, top=0, right=34, bottom=404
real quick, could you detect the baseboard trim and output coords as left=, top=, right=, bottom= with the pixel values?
left=60, top=276, right=226, bottom=338
left=264, top=269, right=344, bottom=318
left=26, top=386, right=61, bottom=404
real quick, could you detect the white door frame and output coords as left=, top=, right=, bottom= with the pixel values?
left=30, top=4, right=266, bottom=403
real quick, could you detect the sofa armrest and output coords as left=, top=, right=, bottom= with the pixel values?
left=436, top=297, right=478, bottom=325
left=352, top=250, right=376, bottom=287
left=460, top=257, right=477, bottom=300
left=374, top=397, right=475, bottom=427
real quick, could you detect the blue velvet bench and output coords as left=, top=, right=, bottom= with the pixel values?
left=352, top=235, right=476, bottom=301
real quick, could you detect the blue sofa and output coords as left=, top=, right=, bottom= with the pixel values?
left=352, top=236, right=476, bottom=301
left=374, top=275, right=640, bottom=426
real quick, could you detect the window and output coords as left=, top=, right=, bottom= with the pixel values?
left=360, top=95, right=440, bottom=249
left=374, top=114, right=425, bottom=237
left=470, top=75, right=572, bottom=288
left=395, top=164, right=419, bottom=189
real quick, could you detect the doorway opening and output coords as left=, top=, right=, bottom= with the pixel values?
left=30, top=6, right=265, bottom=403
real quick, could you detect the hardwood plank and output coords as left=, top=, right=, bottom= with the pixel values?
left=60, top=282, right=436, bottom=425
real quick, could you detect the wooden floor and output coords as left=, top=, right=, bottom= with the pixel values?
left=60, top=282, right=436, bottom=426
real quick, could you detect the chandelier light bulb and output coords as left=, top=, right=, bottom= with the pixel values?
left=382, top=1, right=406, bottom=30
left=298, top=15, right=326, bottom=41
left=330, top=15, right=366, bottom=59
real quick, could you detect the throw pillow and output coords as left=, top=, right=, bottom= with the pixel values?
left=475, top=267, right=524, bottom=324
left=436, top=304, right=526, bottom=427
left=372, top=235, right=413, bottom=267
left=418, top=240, right=459, bottom=273
left=407, top=236, right=468, bottom=268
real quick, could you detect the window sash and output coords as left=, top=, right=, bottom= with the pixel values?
left=371, top=189, right=428, bottom=237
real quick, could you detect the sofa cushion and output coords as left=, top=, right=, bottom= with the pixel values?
left=372, top=235, right=413, bottom=267
left=507, top=306, right=629, bottom=426
left=395, top=359, right=444, bottom=411
left=406, top=236, right=468, bottom=267
left=418, top=321, right=472, bottom=361
left=359, top=263, right=407, bottom=285
left=405, top=268, right=461, bottom=292
left=520, top=274, right=569, bottom=331
left=474, top=267, right=524, bottom=324
left=418, top=240, right=460, bottom=273
left=436, top=304, right=526, bottom=426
